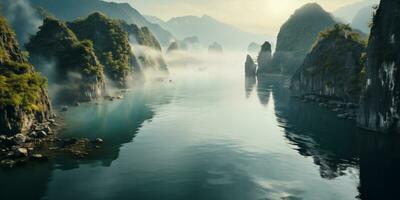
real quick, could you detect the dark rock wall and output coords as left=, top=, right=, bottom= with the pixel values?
left=357, top=0, right=400, bottom=133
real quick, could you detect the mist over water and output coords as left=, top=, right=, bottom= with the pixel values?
left=1, top=50, right=399, bottom=200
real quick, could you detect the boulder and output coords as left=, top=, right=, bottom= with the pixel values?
left=14, top=134, right=26, bottom=144
left=37, top=131, right=47, bottom=138
left=14, top=148, right=28, bottom=157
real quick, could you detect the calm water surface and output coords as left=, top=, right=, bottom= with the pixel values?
left=1, top=55, right=400, bottom=200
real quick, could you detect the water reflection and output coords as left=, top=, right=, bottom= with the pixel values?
left=357, top=133, right=400, bottom=200
left=0, top=87, right=172, bottom=200
left=244, top=76, right=256, bottom=98
left=256, top=75, right=400, bottom=199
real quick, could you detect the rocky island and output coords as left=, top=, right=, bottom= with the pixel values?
left=27, top=12, right=168, bottom=104
left=26, top=17, right=106, bottom=103
left=270, top=3, right=336, bottom=74
left=291, top=24, right=366, bottom=120
left=256, top=41, right=274, bottom=74
left=244, top=55, right=257, bottom=77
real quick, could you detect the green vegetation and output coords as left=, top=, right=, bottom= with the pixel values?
left=294, top=23, right=366, bottom=102
left=0, top=16, right=47, bottom=111
left=0, top=61, right=46, bottom=111
left=68, top=12, right=132, bottom=85
left=26, top=17, right=104, bottom=84
left=317, top=24, right=367, bottom=46
left=121, top=22, right=162, bottom=51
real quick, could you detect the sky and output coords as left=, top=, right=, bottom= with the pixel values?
left=108, top=0, right=376, bottom=36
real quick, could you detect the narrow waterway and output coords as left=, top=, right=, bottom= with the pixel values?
left=1, top=54, right=399, bottom=200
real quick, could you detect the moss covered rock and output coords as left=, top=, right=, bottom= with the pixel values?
left=0, top=16, right=51, bottom=135
left=291, top=24, right=366, bottom=103
left=121, top=22, right=168, bottom=72
left=68, top=12, right=132, bottom=87
left=26, top=17, right=105, bottom=103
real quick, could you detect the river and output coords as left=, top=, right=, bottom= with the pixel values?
left=1, top=53, right=399, bottom=200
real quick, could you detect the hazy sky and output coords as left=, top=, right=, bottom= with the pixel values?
left=108, top=0, right=374, bottom=35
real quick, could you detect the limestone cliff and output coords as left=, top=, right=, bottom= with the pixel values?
left=272, top=3, right=336, bottom=74
left=357, top=0, right=400, bottom=133
left=245, top=55, right=257, bottom=77
left=257, top=41, right=276, bottom=74
left=26, top=18, right=105, bottom=103
left=121, top=22, right=168, bottom=72
left=291, top=24, right=366, bottom=103
left=68, top=12, right=132, bottom=87
left=0, top=16, right=51, bottom=135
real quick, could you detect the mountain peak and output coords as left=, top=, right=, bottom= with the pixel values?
left=294, top=3, right=327, bottom=15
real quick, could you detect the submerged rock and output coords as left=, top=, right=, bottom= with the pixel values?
left=93, top=138, right=104, bottom=144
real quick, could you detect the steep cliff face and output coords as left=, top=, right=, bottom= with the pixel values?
left=68, top=12, right=132, bottom=87
left=0, top=16, right=51, bottom=136
left=358, top=0, right=400, bottom=133
left=291, top=24, right=366, bottom=103
left=244, top=55, right=257, bottom=77
left=257, top=41, right=276, bottom=74
left=121, top=22, right=168, bottom=72
left=26, top=18, right=105, bottom=103
left=273, top=3, right=336, bottom=74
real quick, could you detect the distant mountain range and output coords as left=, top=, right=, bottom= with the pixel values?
left=28, top=0, right=175, bottom=46
left=333, top=0, right=379, bottom=23
left=145, top=15, right=273, bottom=50
left=351, top=5, right=376, bottom=34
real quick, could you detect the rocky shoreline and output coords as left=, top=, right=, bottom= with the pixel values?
left=296, top=94, right=358, bottom=120
left=0, top=111, right=104, bottom=169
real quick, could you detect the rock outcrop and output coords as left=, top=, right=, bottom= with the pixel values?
left=166, top=42, right=180, bottom=54
left=272, top=3, right=336, bottom=74
left=26, top=17, right=105, bottom=103
left=257, top=41, right=276, bottom=74
left=357, top=0, right=400, bottom=133
left=245, top=55, right=257, bottom=77
left=208, top=42, right=223, bottom=54
left=182, top=36, right=200, bottom=50
left=121, top=22, right=168, bottom=73
left=0, top=16, right=52, bottom=136
left=68, top=12, right=133, bottom=87
left=291, top=24, right=366, bottom=103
